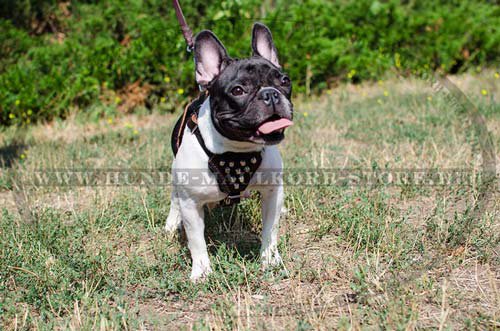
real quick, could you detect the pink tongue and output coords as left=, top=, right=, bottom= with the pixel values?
left=258, top=118, right=293, bottom=134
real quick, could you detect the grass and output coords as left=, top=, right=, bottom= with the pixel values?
left=0, top=71, right=499, bottom=329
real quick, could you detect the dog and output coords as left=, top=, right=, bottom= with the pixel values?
left=165, top=23, right=293, bottom=281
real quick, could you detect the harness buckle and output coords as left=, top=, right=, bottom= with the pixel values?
left=223, top=194, right=241, bottom=206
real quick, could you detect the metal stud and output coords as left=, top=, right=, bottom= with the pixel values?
left=229, top=162, right=234, bottom=167
left=230, top=177, right=236, bottom=183
left=250, top=157, right=257, bottom=164
left=245, top=166, right=250, bottom=172
left=240, top=161, right=246, bottom=166
left=219, top=161, right=225, bottom=166
left=239, top=176, right=245, bottom=183
left=225, top=167, right=231, bottom=174
left=235, top=168, right=241, bottom=174
left=234, top=183, right=239, bottom=189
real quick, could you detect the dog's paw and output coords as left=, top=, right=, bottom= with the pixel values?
left=164, top=213, right=182, bottom=237
left=164, top=221, right=180, bottom=236
left=190, top=264, right=213, bottom=283
left=260, top=249, right=283, bottom=269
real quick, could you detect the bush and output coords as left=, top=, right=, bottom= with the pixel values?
left=0, top=0, right=499, bottom=126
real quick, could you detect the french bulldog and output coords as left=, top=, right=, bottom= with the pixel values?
left=165, top=23, right=293, bottom=281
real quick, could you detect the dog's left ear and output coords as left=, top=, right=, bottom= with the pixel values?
left=252, top=22, right=280, bottom=68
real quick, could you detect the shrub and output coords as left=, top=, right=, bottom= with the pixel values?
left=0, top=0, right=499, bottom=126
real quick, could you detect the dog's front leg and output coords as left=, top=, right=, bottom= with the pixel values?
left=179, top=198, right=212, bottom=281
left=260, top=184, right=284, bottom=268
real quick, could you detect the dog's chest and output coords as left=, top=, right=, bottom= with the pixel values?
left=173, top=128, right=282, bottom=205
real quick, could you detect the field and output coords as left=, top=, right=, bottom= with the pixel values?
left=0, top=72, right=499, bottom=329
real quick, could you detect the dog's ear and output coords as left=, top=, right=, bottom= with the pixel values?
left=251, top=23, right=280, bottom=68
left=194, top=30, right=229, bottom=87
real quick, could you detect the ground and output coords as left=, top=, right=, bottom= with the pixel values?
left=0, top=72, right=499, bottom=330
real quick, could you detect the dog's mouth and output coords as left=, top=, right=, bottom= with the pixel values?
left=250, top=114, right=293, bottom=144
left=257, top=115, right=294, bottom=135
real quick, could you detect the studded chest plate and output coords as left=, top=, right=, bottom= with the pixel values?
left=208, top=151, right=262, bottom=206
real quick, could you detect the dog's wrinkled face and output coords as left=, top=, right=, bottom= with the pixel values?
left=194, top=23, right=293, bottom=145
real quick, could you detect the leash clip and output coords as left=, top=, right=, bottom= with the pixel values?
left=173, top=0, right=195, bottom=54
left=223, top=195, right=241, bottom=206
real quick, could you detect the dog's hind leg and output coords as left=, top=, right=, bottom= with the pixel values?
left=165, top=188, right=182, bottom=235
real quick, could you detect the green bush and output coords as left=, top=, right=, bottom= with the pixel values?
left=0, top=0, right=499, bottom=126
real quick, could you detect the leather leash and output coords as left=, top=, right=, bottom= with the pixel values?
left=172, top=0, right=194, bottom=52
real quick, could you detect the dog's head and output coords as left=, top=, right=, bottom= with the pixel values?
left=194, top=23, right=293, bottom=145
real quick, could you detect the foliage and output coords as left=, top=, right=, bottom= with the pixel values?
left=0, top=0, right=499, bottom=126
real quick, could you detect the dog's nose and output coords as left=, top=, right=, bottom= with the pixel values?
left=259, top=87, right=280, bottom=106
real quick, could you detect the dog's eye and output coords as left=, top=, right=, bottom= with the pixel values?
left=281, top=76, right=291, bottom=87
left=231, top=86, right=245, bottom=96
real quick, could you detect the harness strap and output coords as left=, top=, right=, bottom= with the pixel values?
left=187, top=113, right=213, bottom=157
left=176, top=102, right=191, bottom=152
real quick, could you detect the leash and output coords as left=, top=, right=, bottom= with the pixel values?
left=172, top=0, right=194, bottom=52
left=171, top=0, right=200, bottom=151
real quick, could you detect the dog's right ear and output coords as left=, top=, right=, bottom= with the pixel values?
left=194, top=30, right=229, bottom=87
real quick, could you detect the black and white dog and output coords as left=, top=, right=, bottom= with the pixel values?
left=165, top=23, right=293, bottom=281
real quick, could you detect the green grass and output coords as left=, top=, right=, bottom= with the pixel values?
left=0, top=72, right=499, bottom=329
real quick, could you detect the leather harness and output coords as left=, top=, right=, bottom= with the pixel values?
left=171, top=94, right=263, bottom=206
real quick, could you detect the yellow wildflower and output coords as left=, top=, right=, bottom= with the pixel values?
left=164, top=76, right=171, bottom=83
left=383, top=90, right=389, bottom=97
left=107, top=118, right=113, bottom=124
left=495, top=72, right=499, bottom=79
left=133, top=129, right=139, bottom=135
left=27, top=109, right=33, bottom=116
left=394, top=53, right=401, bottom=68
left=347, top=69, right=356, bottom=79
left=377, top=99, right=383, bottom=105
left=15, top=100, right=20, bottom=106
left=177, top=88, right=184, bottom=95
left=160, top=97, right=166, bottom=103
left=9, top=113, right=15, bottom=119
left=427, top=96, right=432, bottom=101
left=303, top=112, right=309, bottom=117
left=481, top=89, right=488, bottom=96
left=20, top=153, right=26, bottom=160
left=114, top=96, right=122, bottom=104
